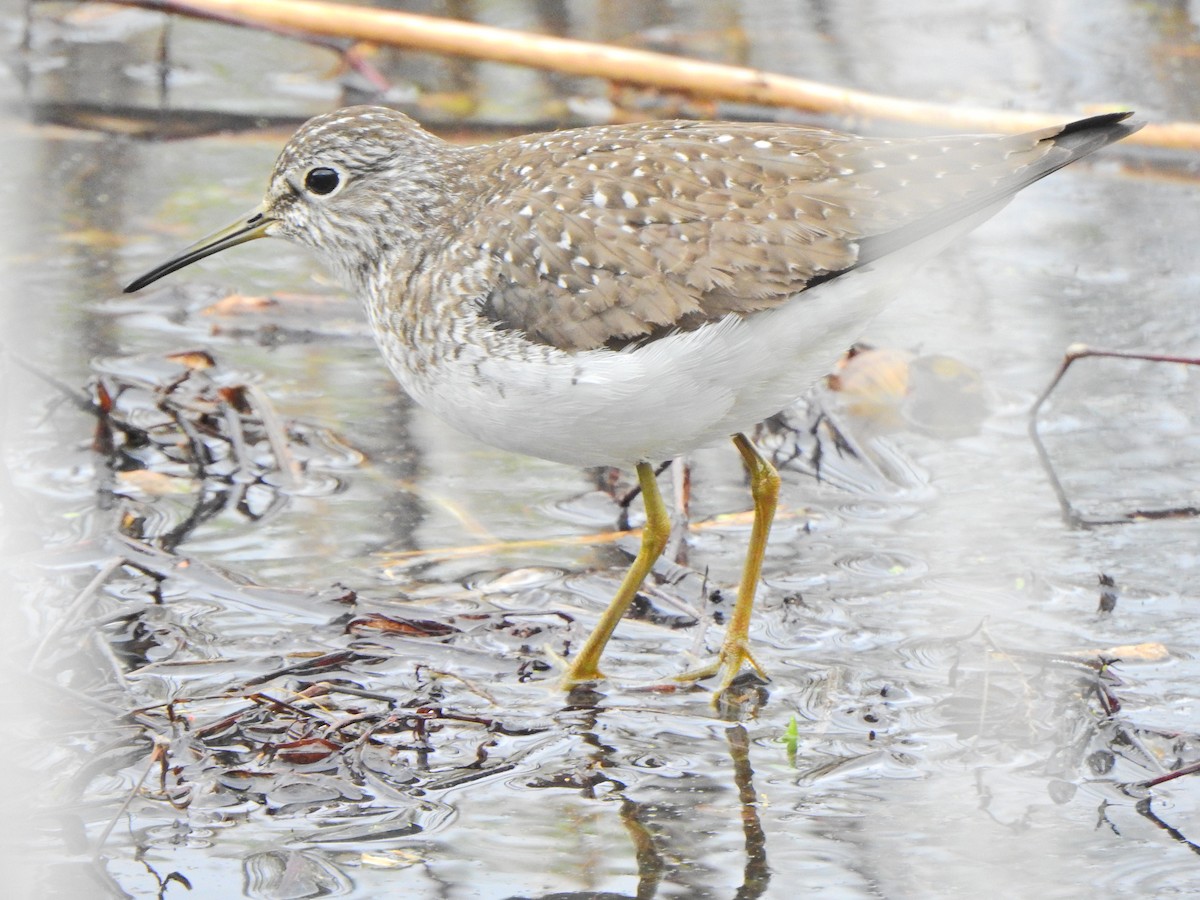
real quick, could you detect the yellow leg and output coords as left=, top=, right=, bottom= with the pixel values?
left=683, top=432, right=779, bottom=693
left=563, top=461, right=670, bottom=687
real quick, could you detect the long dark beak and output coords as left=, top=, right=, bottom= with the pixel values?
left=124, top=206, right=276, bottom=293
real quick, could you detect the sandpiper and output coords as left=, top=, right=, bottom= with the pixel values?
left=126, top=107, right=1140, bottom=694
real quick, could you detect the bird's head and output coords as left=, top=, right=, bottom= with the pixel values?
left=125, top=106, right=456, bottom=293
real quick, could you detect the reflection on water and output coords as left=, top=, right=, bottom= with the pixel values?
left=5, top=0, right=1200, bottom=897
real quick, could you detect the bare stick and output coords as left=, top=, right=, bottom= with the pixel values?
left=1029, top=343, right=1200, bottom=526
left=31, top=556, right=127, bottom=667
left=242, top=383, right=302, bottom=489
left=107, top=0, right=1199, bottom=148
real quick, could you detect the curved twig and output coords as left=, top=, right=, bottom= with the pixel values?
left=108, top=0, right=1200, bottom=149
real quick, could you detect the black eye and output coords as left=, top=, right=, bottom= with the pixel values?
left=304, top=167, right=340, bottom=195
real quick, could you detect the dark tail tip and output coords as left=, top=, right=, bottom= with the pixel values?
left=1050, top=111, right=1143, bottom=153
left=1041, top=111, right=1142, bottom=165
left=1058, top=110, right=1136, bottom=134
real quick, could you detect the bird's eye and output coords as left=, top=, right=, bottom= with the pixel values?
left=304, top=167, right=340, bottom=195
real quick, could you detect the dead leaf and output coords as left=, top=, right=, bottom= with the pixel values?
left=116, top=470, right=200, bottom=496
left=203, top=293, right=277, bottom=316
left=275, top=737, right=341, bottom=765
left=347, top=613, right=460, bottom=638
left=165, top=349, right=216, bottom=370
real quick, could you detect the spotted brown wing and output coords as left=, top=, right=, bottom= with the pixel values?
left=454, top=114, right=1136, bottom=352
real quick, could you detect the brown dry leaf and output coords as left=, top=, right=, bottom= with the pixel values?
left=275, top=737, right=341, bottom=765
left=94, top=380, right=114, bottom=413
left=217, top=385, right=251, bottom=413
left=826, top=346, right=913, bottom=421
left=361, top=849, right=425, bottom=869
left=347, top=613, right=460, bottom=638
left=117, top=470, right=200, bottom=496
left=61, top=2, right=132, bottom=24
left=826, top=346, right=986, bottom=438
left=165, top=349, right=216, bottom=370
left=1095, top=642, right=1170, bottom=662
left=203, top=293, right=277, bottom=316
left=60, top=227, right=127, bottom=250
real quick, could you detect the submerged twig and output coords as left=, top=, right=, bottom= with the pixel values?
left=242, top=383, right=302, bottom=489
left=31, top=556, right=127, bottom=667
left=1144, top=760, right=1200, bottom=789
left=373, top=506, right=808, bottom=571
left=92, top=736, right=170, bottom=859
left=1028, top=343, right=1200, bottom=527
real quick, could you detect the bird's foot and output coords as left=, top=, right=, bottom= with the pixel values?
left=546, top=645, right=606, bottom=690
left=678, top=635, right=769, bottom=696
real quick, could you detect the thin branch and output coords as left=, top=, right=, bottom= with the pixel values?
left=1029, top=344, right=1200, bottom=527
left=108, top=0, right=1199, bottom=147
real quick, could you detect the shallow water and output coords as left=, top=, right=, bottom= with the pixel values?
left=3, top=1, right=1200, bottom=897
